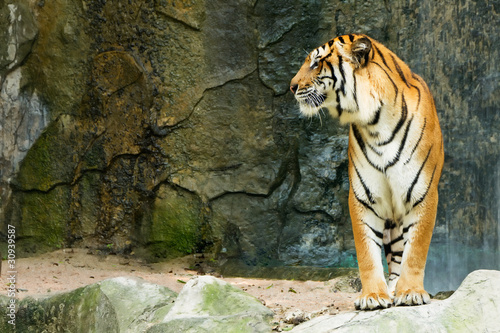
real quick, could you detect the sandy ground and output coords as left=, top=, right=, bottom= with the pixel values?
left=0, top=248, right=359, bottom=329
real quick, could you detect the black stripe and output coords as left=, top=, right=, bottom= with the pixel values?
left=391, top=258, right=401, bottom=264
left=411, top=82, right=421, bottom=111
left=406, top=145, right=433, bottom=203
left=389, top=234, right=404, bottom=245
left=364, top=222, right=384, bottom=239
left=392, top=251, right=403, bottom=257
left=351, top=155, right=376, bottom=204
left=373, top=44, right=392, bottom=72
left=348, top=34, right=355, bottom=42
left=328, top=39, right=334, bottom=47
left=351, top=124, right=383, bottom=172
left=369, top=237, right=383, bottom=249
left=413, top=165, right=438, bottom=208
left=402, top=222, right=416, bottom=235
left=325, top=61, right=337, bottom=84
left=313, top=78, right=327, bottom=90
left=353, top=74, right=359, bottom=109
left=367, top=106, right=382, bottom=126
left=413, top=73, right=431, bottom=96
left=337, top=56, right=346, bottom=95
left=338, top=36, right=345, bottom=44
left=372, top=62, right=398, bottom=100
left=368, top=143, right=383, bottom=156
left=385, top=116, right=413, bottom=170
left=405, top=118, right=427, bottom=165
left=389, top=53, right=410, bottom=88
left=336, top=93, right=343, bottom=117
left=384, top=244, right=391, bottom=257
left=353, top=191, right=381, bottom=219
left=379, top=94, right=408, bottom=146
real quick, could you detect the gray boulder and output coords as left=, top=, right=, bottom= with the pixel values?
left=16, top=277, right=177, bottom=333
left=149, top=275, right=274, bottom=333
left=291, top=270, right=500, bottom=333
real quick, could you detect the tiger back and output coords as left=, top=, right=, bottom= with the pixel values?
left=290, top=34, right=444, bottom=310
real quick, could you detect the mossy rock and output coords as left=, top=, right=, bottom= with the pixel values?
left=16, top=277, right=177, bottom=333
left=13, top=115, right=90, bottom=191
left=151, top=275, right=274, bottom=333
left=138, top=184, right=203, bottom=259
left=8, top=185, right=70, bottom=255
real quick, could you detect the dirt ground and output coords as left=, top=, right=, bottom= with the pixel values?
left=0, top=248, right=359, bottom=329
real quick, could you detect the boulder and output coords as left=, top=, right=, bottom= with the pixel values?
left=291, top=270, right=500, bottom=333
left=149, top=275, right=274, bottom=333
left=16, top=277, right=177, bottom=333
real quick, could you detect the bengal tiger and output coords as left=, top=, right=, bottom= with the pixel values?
left=290, top=34, right=444, bottom=310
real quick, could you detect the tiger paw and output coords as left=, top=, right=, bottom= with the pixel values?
left=394, top=288, right=430, bottom=306
left=354, top=292, right=392, bottom=310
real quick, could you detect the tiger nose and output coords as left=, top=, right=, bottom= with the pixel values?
left=290, top=84, right=298, bottom=94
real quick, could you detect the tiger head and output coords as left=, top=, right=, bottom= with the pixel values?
left=290, top=34, right=373, bottom=121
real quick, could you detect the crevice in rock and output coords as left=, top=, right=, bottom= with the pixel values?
left=10, top=180, right=72, bottom=195
left=208, top=190, right=270, bottom=203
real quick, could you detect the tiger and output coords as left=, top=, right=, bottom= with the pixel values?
left=290, top=34, right=444, bottom=310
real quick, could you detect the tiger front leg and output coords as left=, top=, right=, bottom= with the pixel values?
left=393, top=204, right=437, bottom=306
left=349, top=191, right=391, bottom=310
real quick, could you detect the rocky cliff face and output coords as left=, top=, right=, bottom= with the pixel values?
left=0, top=1, right=498, bottom=292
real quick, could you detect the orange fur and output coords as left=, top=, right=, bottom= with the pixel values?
left=291, top=34, right=444, bottom=310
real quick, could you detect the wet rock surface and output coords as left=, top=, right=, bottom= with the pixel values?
left=0, top=1, right=498, bottom=293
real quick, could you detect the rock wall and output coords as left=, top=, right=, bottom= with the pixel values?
left=0, top=1, right=498, bottom=291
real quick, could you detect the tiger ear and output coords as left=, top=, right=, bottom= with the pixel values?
left=351, top=37, right=372, bottom=68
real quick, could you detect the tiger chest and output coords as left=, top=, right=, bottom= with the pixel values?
left=348, top=122, right=426, bottom=222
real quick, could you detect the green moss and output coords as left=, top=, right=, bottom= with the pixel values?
left=15, top=186, right=70, bottom=255
left=142, top=185, right=203, bottom=258
left=150, top=304, right=176, bottom=324
left=201, top=282, right=256, bottom=316
left=151, top=202, right=199, bottom=253
left=17, top=284, right=119, bottom=333
left=15, top=117, right=79, bottom=191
